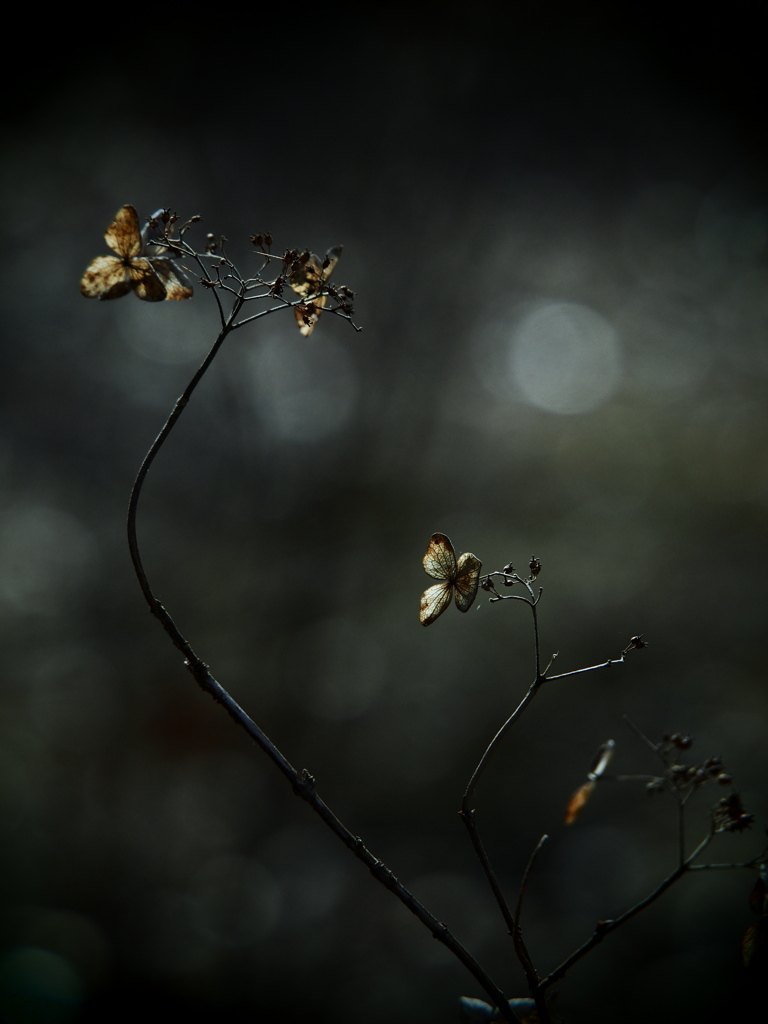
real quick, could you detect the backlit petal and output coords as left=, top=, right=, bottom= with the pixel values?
left=420, top=580, right=453, bottom=626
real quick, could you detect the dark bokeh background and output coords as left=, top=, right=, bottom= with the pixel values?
left=2, top=7, right=767, bottom=1023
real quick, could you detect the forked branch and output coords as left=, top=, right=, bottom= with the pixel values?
left=116, top=217, right=519, bottom=1023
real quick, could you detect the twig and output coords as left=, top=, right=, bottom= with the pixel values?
left=545, top=655, right=627, bottom=683
left=462, top=598, right=543, bottom=813
left=513, top=835, right=550, bottom=1024
left=125, top=285, right=519, bottom=1024
left=539, top=832, right=715, bottom=990
left=460, top=597, right=634, bottom=1015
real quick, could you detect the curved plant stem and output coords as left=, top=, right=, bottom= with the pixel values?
left=125, top=298, right=520, bottom=1024
left=459, top=597, right=548, bottom=1016
left=462, top=599, right=543, bottom=814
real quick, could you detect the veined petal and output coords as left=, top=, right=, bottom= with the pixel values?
left=80, top=255, right=134, bottom=299
left=104, top=205, right=143, bottom=260
left=420, top=580, right=453, bottom=626
left=453, top=552, right=482, bottom=612
left=141, top=258, right=193, bottom=301
left=129, top=259, right=168, bottom=301
left=422, top=533, right=458, bottom=581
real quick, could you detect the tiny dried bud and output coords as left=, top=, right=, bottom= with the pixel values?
left=502, top=562, right=514, bottom=575
left=717, top=773, right=734, bottom=785
left=646, top=779, right=666, bottom=795
left=529, top=556, right=542, bottom=577
left=623, top=635, right=648, bottom=655
left=264, top=232, right=272, bottom=247
left=205, top=233, right=218, bottom=253
left=714, top=793, right=754, bottom=833
left=251, top=233, right=263, bottom=247
left=480, top=578, right=495, bottom=592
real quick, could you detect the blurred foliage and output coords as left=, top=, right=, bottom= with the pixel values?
left=1, top=6, right=767, bottom=1023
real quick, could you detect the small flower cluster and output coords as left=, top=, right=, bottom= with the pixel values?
left=645, top=734, right=734, bottom=795
left=81, top=205, right=358, bottom=339
left=642, top=732, right=753, bottom=830
left=255, top=240, right=354, bottom=336
left=479, top=556, right=542, bottom=599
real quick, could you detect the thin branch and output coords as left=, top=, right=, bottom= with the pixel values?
left=459, top=596, right=546, bottom=1017
left=463, top=599, right=543, bottom=813
left=461, top=676, right=541, bottom=815
left=689, top=848, right=768, bottom=871
left=127, top=299, right=244, bottom=611
left=460, top=809, right=517, bottom=934
left=515, top=834, right=549, bottom=928
left=622, top=715, right=660, bottom=754
left=184, top=649, right=519, bottom=1020
left=124, top=287, right=520, bottom=1024
left=530, top=595, right=541, bottom=680
left=545, top=655, right=626, bottom=683
left=513, top=835, right=550, bottom=1024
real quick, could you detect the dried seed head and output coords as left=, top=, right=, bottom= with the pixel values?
left=713, top=793, right=754, bottom=833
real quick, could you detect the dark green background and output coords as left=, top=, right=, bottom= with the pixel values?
left=2, top=6, right=766, bottom=1022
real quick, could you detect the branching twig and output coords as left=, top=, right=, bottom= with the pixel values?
left=514, top=835, right=550, bottom=1024
left=539, top=831, right=718, bottom=990
left=459, top=577, right=643, bottom=1016
left=124, top=256, right=518, bottom=1022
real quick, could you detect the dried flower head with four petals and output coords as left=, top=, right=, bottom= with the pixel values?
left=288, top=245, right=342, bottom=336
left=80, top=205, right=193, bottom=302
left=419, top=533, right=482, bottom=626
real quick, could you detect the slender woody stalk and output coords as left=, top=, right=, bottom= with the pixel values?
left=125, top=288, right=520, bottom=1023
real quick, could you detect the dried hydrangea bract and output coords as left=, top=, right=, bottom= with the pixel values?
left=288, top=245, right=342, bottom=336
left=565, top=739, right=615, bottom=825
left=80, top=205, right=193, bottom=302
left=419, top=533, right=482, bottom=626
